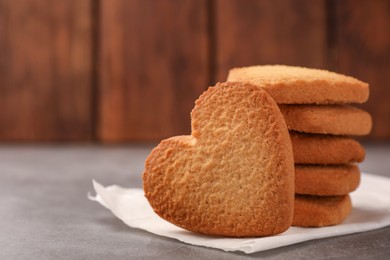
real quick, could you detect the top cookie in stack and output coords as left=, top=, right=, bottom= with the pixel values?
left=227, top=65, right=372, bottom=227
left=227, top=65, right=369, bottom=104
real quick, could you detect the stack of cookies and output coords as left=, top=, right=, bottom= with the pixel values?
left=227, top=65, right=372, bottom=227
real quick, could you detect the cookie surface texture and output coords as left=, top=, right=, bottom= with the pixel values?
left=227, top=65, right=369, bottom=104
left=279, top=105, right=372, bottom=135
left=293, top=195, right=352, bottom=227
left=295, top=164, right=361, bottom=196
left=291, top=132, right=365, bottom=164
left=143, top=82, right=294, bottom=237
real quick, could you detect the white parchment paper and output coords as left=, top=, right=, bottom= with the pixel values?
left=89, top=173, right=390, bottom=254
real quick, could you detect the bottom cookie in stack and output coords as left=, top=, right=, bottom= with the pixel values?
left=293, top=194, right=352, bottom=227
left=292, top=164, right=360, bottom=227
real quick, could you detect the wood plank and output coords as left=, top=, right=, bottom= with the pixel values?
left=337, top=0, right=390, bottom=140
left=0, top=0, right=93, bottom=141
left=99, top=0, right=209, bottom=141
left=214, top=0, right=328, bottom=82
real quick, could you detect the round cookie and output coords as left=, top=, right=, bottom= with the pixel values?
left=291, top=132, right=365, bottom=164
left=279, top=105, right=372, bottom=136
left=293, top=194, right=352, bottom=227
left=227, top=65, right=369, bottom=104
left=295, top=164, right=360, bottom=196
left=143, top=82, right=294, bottom=237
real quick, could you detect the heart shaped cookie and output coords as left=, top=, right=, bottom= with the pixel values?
left=143, top=82, right=294, bottom=237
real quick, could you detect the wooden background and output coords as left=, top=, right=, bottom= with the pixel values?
left=0, top=0, right=389, bottom=142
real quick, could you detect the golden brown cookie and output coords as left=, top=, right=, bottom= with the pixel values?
left=143, top=82, right=294, bottom=237
left=293, top=194, right=352, bottom=227
left=279, top=105, right=372, bottom=136
left=291, top=132, right=365, bottom=164
left=227, top=65, right=369, bottom=104
left=295, top=164, right=360, bottom=196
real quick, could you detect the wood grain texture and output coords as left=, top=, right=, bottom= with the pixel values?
left=0, top=0, right=389, bottom=142
left=214, top=0, right=328, bottom=82
left=99, top=0, right=209, bottom=142
left=337, top=0, right=390, bottom=140
left=0, top=0, right=92, bottom=141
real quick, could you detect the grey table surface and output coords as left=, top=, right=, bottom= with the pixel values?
left=2, top=143, right=390, bottom=260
